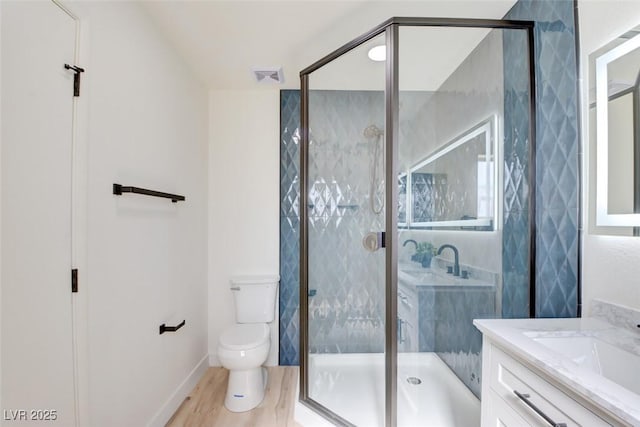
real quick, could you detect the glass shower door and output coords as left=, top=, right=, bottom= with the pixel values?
left=396, top=25, right=533, bottom=427
left=299, top=17, right=535, bottom=427
left=303, top=33, right=388, bottom=426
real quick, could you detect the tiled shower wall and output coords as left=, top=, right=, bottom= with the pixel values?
left=501, top=27, right=533, bottom=318
left=280, top=90, right=389, bottom=364
left=306, top=91, right=386, bottom=355
left=505, top=0, right=580, bottom=318
left=280, top=91, right=301, bottom=365
left=417, top=285, right=496, bottom=397
left=281, top=88, right=488, bottom=365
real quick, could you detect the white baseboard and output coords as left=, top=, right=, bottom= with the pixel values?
left=147, top=354, right=209, bottom=427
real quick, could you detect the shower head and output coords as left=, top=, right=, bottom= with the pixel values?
left=363, top=124, right=383, bottom=139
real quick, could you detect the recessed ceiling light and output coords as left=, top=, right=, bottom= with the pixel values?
left=367, top=45, right=386, bottom=62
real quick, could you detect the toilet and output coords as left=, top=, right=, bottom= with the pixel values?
left=217, top=275, right=279, bottom=412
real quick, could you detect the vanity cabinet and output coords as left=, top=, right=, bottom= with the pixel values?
left=481, top=338, right=621, bottom=427
left=397, top=280, right=418, bottom=352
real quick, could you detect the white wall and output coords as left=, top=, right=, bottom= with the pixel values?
left=208, top=90, right=280, bottom=366
left=580, top=0, right=640, bottom=312
left=0, top=2, right=3, bottom=419
left=66, top=2, right=209, bottom=426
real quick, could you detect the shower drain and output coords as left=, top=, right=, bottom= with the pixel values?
left=406, top=376, right=422, bottom=385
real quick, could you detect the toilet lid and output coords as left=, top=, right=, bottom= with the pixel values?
left=219, top=323, right=270, bottom=350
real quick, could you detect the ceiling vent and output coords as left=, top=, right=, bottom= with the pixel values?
left=252, top=67, right=284, bottom=84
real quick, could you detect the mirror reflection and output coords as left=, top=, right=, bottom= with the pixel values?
left=399, top=173, right=408, bottom=226
left=401, top=117, right=497, bottom=230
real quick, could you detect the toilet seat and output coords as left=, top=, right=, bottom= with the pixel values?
left=219, top=323, right=269, bottom=351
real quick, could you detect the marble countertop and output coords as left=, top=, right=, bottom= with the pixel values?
left=474, top=316, right=640, bottom=425
left=399, top=262, right=497, bottom=288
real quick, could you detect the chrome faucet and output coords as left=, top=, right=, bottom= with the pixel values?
left=437, top=244, right=460, bottom=276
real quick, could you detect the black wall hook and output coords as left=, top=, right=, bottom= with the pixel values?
left=64, top=63, right=85, bottom=96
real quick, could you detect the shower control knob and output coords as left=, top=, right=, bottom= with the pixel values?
left=363, top=232, right=385, bottom=252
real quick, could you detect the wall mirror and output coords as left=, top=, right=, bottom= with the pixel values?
left=593, top=25, right=640, bottom=229
left=398, top=173, right=408, bottom=227
left=401, top=116, right=497, bottom=230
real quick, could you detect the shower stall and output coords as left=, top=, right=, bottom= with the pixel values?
left=298, top=17, right=536, bottom=427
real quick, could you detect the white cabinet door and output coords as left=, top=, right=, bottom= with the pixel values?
left=1, top=1, right=78, bottom=425
left=482, top=341, right=616, bottom=427
left=485, top=389, right=529, bottom=427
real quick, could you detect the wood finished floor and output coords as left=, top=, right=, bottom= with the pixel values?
left=166, top=366, right=302, bottom=427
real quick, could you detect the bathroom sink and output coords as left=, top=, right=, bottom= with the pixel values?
left=398, top=268, right=492, bottom=287
left=401, top=270, right=456, bottom=285
left=530, top=334, right=640, bottom=395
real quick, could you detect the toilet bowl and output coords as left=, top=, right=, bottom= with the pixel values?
left=218, top=323, right=271, bottom=412
left=217, top=275, right=279, bottom=413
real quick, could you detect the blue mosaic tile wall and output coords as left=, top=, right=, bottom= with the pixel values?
left=280, top=90, right=301, bottom=365
left=502, top=28, right=533, bottom=318
left=411, top=173, right=447, bottom=222
left=418, top=286, right=495, bottom=397
left=505, top=0, right=579, bottom=318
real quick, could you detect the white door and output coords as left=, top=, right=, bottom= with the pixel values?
left=1, top=1, right=78, bottom=425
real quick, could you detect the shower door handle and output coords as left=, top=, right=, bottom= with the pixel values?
left=397, top=318, right=404, bottom=343
left=363, top=231, right=385, bottom=252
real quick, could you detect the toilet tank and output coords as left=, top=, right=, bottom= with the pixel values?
left=230, top=275, right=279, bottom=323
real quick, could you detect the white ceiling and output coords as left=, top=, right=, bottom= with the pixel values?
left=142, top=0, right=517, bottom=91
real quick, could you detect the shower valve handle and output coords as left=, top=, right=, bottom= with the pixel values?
left=362, top=231, right=385, bottom=252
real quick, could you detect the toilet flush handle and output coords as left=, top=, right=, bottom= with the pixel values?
left=230, top=286, right=241, bottom=291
